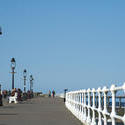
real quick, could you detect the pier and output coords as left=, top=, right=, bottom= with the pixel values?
left=1, top=1, right=125, bottom=125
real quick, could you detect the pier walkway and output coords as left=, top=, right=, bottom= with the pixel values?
left=0, top=97, right=82, bottom=125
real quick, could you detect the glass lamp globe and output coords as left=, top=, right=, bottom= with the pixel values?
left=11, top=58, right=16, bottom=69
left=23, top=69, right=27, bottom=77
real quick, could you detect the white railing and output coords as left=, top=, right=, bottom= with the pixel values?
left=65, top=84, right=125, bottom=125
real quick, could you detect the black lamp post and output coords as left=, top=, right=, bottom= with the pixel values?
left=0, top=84, right=2, bottom=106
left=23, top=69, right=27, bottom=93
left=0, top=27, right=2, bottom=35
left=64, top=89, right=68, bottom=102
left=11, top=58, right=16, bottom=90
left=30, top=75, right=33, bottom=92
left=0, top=28, right=2, bottom=105
left=0, top=84, right=1, bottom=93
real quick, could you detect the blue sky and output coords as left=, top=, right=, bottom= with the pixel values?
left=0, top=1, right=125, bottom=93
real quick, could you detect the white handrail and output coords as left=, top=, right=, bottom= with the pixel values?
left=65, top=83, right=125, bottom=125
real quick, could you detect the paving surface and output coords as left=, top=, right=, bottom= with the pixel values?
left=0, top=97, right=82, bottom=125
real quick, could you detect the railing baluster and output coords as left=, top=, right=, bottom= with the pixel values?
left=81, top=92, right=84, bottom=122
left=92, top=88, right=96, bottom=125
left=103, top=86, right=108, bottom=125
left=84, top=90, right=87, bottom=121
left=97, top=87, right=102, bottom=125
left=110, top=84, right=116, bottom=125
left=87, top=88, right=91, bottom=124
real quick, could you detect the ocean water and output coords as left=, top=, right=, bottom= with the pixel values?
left=107, top=122, right=124, bottom=125
left=108, top=102, right=125, bottom=107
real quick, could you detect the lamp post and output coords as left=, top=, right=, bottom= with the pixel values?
left=64, top=89, right=68, bottom=102
left=0, top=84, right=1, bottom=94
left=0, top=84, right=2, bottom=106
left=11, top=58, right=16, bottom=90
left=0, top=28, right=2, bottom=103
left=0, top=27, right=2, bottom=35
left=23, top=69, right=27, bottom=93
left=30, top=75, right=33, bottom=92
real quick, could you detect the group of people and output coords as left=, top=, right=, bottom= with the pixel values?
left=0, top=88, right=34, bottom=103
left=48, top=90, right=56, bottom=98
left=11, top=88, right=34, bottom=101
left=0, top=88, right=56, bottom=106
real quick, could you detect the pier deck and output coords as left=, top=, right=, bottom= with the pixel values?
left=0, top=97, right=82, bottom=125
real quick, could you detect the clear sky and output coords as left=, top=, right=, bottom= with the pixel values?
left=0, top=1, right=125, bottom=93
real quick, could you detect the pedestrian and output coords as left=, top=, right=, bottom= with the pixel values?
left=11, top=88, right=16, bottom=96
left=0, top=93, right=3, bottom=106
left=17, top=88, right=22, bottom=101
left=52, top=90, right=55, bottom=98
left=3, top=90, right=7, bottom=98
left=48, top=90, right=51, bottom=97
left=8, top=90, right=11, bottom=96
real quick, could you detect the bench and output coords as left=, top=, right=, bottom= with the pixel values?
left=9, top=92, right=18, bottom=104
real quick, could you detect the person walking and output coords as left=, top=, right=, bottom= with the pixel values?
left=17, top=88, right=22, bottom=101
left=52, top=90, right=55, bottom=98
left=48, top=90, right=51, bottom=97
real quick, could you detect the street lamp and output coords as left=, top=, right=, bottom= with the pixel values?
left=23, top=69, right=27, bottom=93
left=0, top=84, right=2, bottom=106
left=30, top=75, right=34, bottom=92
left=0, top=84, right=1, bottom=94
left=0, top=27, right=2, bottom=35
left=11, top=58, right=16, bottom=90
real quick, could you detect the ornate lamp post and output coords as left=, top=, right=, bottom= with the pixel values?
left=11, top=58, right=16, bottom=90
left=0, top=27, right=2, bottom=35
left=30, top=75, right=34, bottom=92
left=23, top=69, right=27, bottom=93
left=0, top=84, right=2, bottom=106
left=0, top=84, right=1, bottom=94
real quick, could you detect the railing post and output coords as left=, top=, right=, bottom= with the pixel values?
left=103, top=87, right=108, bottom=113
left=77, top=92, right=79, bottom=116
left=92, top=88, right=96, bottom=125
left=122, top=83, right=125, bottom=124
left=103, top=86, right=108, bottom=125
left=65, top=93, right=67, bottom=105
left=70, top=93, right=72, bottom=108
left=81, top=91, right=84, bottom=122
left=80, top=91, right=83, bottom=121
left=76, top=93, right=77, bottom=112
left=110, top=84, right=116, bottom=125
left=97, top=87, right=102, bottom=125
left=83, top=90, right=87, bottom=121
left=73, top=93, right=75, bottom=112
left=87, top=88, right=91, bottom=124
left=75, top=93, right=77, bottom=115
left=78, top=92, right=80, bottom=120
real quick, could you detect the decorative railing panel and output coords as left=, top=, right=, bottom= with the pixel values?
left=65, top=84, right=125, bottom=125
